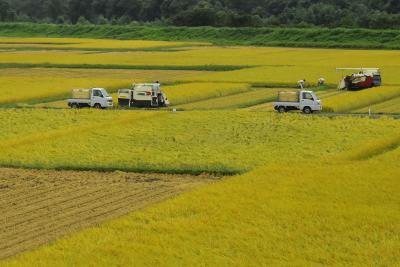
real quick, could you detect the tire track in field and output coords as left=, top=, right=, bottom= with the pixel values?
left=0, top=189, right=178, bottom=259
left=0, top=168, right=219, bottom=260
left=0, top=188, right=178, bottom=259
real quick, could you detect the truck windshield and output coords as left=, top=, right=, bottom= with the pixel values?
left=101, top=90, right=110, bottom=97
left=302, top=92, right=314, bottom=100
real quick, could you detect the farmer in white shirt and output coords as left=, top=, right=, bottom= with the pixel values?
left=297, top=79, right=306, bottom=89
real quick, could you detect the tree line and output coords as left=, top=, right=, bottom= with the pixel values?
left=1, top=0, right=400, bottom=29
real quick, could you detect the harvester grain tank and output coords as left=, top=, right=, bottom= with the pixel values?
left=336, top=68, right=381, bottom=90
left=118, top=83, right=169, bottom=108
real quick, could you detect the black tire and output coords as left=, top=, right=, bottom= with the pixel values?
left=94, top=103, right=102, bottom=109
left=303, top=107, right=312, bottom=114
left=277, top=106, right=286, bottom=113
left=71, top=103, right=79, bottom=109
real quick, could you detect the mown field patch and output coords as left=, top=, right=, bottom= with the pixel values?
left=0, top=168, right=217, bottom=259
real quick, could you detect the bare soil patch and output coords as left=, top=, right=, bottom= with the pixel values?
left=0, top=168, right=218, bottom=259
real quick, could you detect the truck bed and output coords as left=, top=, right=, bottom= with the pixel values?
left=67, top=98, right=91, bottom=103
left=274, top=101, right=300, bottom=107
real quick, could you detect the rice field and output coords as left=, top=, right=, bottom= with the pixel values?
left=6, top=157, right=399, bottom=266
left=355, top=96, right=400, bottom=113
left=0, top=37, right=204, bottom=50
left=0, top=68, right=207, bottom=105
left=163, top=82, right=251, bottom=105
left=323, top=86, right=400, bottom=112
left=177, top=88, right=281, bottom=110
left=0, top=36, right=399, bottom=266
left=0, top=109, right=399, bottom=174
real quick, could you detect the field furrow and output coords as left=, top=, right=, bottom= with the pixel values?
left=0, top=187, right=168, bottom=247
left=0, top=190, right=175, bottom=259
left=0, top=168, right=217, bottom=259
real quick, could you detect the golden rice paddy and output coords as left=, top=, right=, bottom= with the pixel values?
left=0, top=37, right=399, bottom=266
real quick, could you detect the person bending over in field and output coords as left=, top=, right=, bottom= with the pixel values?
left=297, top=79, right=306, bottom=89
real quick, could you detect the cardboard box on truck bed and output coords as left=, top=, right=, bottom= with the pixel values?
left=278, top=91, right=299, bottom=102
left=72, top=89, right=91, bottom=99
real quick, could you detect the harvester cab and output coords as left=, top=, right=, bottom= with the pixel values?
left=118, top=83, right=169, bottom=108
left=336, top=68, right=381, bottom=90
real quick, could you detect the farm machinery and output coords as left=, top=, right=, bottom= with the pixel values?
left=336, top=68, right=381, bottom=91
left=118, top=83, right=169, bottom=108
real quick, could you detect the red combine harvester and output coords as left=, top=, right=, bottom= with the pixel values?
left=336, top=68, right=382, bottom=91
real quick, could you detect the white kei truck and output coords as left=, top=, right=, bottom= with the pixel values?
left=273, top=90, right=322, bottom=114
left=117, top=83, right=169, bottom=108
left=67, top=88, right=113, bottom=109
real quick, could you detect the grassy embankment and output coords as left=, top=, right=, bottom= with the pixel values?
left=2, top=23, right=400, bottom=49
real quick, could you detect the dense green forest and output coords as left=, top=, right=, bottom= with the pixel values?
left=0, top=0, right=400, bottom=28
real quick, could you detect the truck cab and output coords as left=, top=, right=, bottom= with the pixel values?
left=274, top=90, right=322, bottom=114
left=67, top=88, right=113, bottom=109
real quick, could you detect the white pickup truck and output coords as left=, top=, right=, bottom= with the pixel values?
left=273, top=90, right=322, bottom=114
left=67, top=88, right=113, bottom=109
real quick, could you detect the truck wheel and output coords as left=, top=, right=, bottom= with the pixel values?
left=303, top=107, right=312, bottom=114
left=277, top=106, right=286, bottom=113
left=71, top=103, right=79, bottom=109
left=94, top=103, right=102, bottom=109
